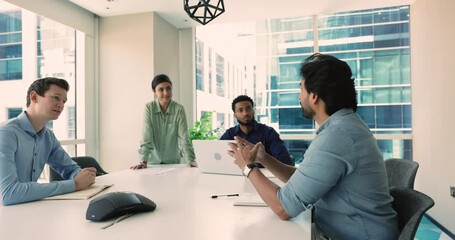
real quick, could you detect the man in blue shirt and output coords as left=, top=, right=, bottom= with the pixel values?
left=220, top=95, right=293, bottom=166
left=228, top=54, right=399, bottom=239
left=0, top=77, right=96, bottom=205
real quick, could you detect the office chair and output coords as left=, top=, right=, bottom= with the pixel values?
left=49, top=156, right=108, bottom=181
left=384, top=158, right=419, bottom=189
left=390, top=187, right=435, bottom=240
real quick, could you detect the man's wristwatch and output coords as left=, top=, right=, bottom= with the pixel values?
left=243, top=162, right=261, bottom=178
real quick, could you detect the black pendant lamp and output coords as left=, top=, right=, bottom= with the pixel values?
left=184, top=0, right=225, bottom=25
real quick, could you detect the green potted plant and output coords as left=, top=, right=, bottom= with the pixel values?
left=189, top=112, right=220, bottom=144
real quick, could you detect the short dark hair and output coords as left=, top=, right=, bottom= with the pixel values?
left=300, top=53, right=357, bottom=115
left=151, top=74, right=172, bottom=91
left=231, top=95, right=254, bottom=112
left=26, top=77, right=69, bottom=107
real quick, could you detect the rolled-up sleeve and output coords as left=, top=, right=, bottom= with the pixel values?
left=278, top=173, right=313, bottom=217
left=277, top=131, right=355, bottom=217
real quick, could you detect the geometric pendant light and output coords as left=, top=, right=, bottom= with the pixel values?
left=183, top=0, right=225, bottom=25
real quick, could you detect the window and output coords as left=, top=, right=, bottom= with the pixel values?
left=37, top=15, right=76, bottom=79
left=216, top=113, right=225, bottom=130
left=68, top=106, right=75, bottom=139
left=7, top=107, right=21, bottom=119
left=0, top=3, right=84, bottom=158
left=208, top=48, right=213, bottom=93
left=215, top=54, right=225, bottom=97
left=196, top=39, right=204, bottom=91
left=35, top=16, right=77, bottom=144
left=0, top=10, right=22, bottom=81
left=196, top=6, right=412, bottom=163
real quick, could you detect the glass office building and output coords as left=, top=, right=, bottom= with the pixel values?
left=196, top=6, right=412, bottom=164
left=0, top=10, right=21, bottom=81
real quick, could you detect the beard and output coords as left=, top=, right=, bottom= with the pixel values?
left=300, top=100, right=315, bottom=119
left=301, top=107, right=315, bottom=119
left=237, top=116, right=255, bottom=127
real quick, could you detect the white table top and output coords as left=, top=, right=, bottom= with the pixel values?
left=0, top=165, right=311, bottom=240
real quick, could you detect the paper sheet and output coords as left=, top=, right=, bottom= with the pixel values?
left=233, top=193, right=268, bottom=207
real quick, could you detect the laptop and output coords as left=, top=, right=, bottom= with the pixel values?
left=193, top=140, right=242, bottom=175
left=193, top=140, right=275, bottom=177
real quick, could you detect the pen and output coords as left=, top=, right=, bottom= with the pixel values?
left=211, top=194, right=239, bottom=199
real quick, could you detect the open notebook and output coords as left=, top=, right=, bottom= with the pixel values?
left=44, top=184, right=114, bottom=200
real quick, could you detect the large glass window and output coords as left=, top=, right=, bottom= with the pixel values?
left=0, top=10, right=22, bottom=80
left=195, top=39, right=204, bottom=91
left=7, top=107, right=21, bottom=119
left=196, top=6, right=412, bottom=164
left=215, top=54, right=225, bottom=97
left=68, top=106, right=75, bottom=139
left=0, top=2, right=84, bottom=159
left=36, top=16, right=77, bottom=143
left=208, top=48, right=213, bottom=93
left=37, top=16, right=76, bottom=79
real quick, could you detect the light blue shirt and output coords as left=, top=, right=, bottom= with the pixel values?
left=278, top=109, right=399, bottom=239
left=0, top=112, right=80, bottom=205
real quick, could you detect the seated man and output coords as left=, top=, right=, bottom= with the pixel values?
left=228, top=53, right=398, bottom=239
left=0, top=77, right=96, bottom=205
left=221, top=95, right=293, bottom=166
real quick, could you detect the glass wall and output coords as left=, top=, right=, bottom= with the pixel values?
left=0, top=10, right=22, bottom=80
left=0, top=1, right=85, bottom=158
left=7, top=107, right=21, bottom=118
left=196, top=39, right=204, bottom=91
left=196, top=6, right=412, bottom=164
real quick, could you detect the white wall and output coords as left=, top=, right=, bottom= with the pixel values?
left=179, top=28, right=196, bottom=124
left=152, top=15, right=195, bottom=125
left=411, top=0, right=455, bottom=233
left=153, top=14, right=180, bottom=101
left=82, top=32, right=99, bottom=158
left=98, top=13, right=155, bottom=171
left=98, top=13, right=194, bottom=171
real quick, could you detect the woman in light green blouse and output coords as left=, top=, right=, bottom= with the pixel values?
left=130, top=74, right=197, bottom=169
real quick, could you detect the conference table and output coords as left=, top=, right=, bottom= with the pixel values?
left=0, top=165, right=312, bottom=240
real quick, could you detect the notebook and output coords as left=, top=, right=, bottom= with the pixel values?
left=233, top=193, right=268, bottom=207
left=44, top=184, right=114, bottom=200
left=193, top=140, right=275, bottom=177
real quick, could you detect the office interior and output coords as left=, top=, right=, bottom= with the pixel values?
left=2, top=0, right=455, bottom=236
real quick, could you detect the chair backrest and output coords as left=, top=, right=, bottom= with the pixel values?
left=384, top=158, right=419, bottom=189
left=49, top=156, right=108, bottom=181
left=390, top=187, right=435, bottom=240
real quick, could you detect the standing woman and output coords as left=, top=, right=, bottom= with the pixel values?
left=131, top=74, right=197, bottom=169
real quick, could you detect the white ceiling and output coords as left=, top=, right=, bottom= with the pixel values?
left=68, top=0, right=415, bottom=29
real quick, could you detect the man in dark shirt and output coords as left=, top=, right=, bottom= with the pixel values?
left=220, top=95, right=293, bottom=165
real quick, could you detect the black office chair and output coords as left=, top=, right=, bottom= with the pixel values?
left=385, top=158, right=419, bottom=189
left=390, top=187, right=435, bottom=240
left=49, top=156, right=108, bottom=181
